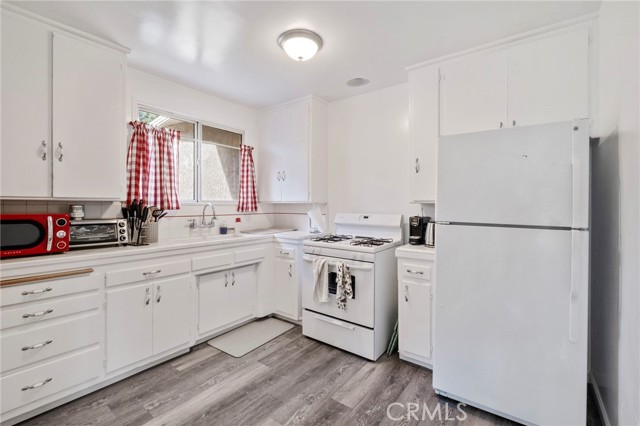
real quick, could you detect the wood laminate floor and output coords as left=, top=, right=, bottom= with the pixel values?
left=20, top=326, right=603, bottom=426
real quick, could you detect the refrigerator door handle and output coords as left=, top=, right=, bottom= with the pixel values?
left=571, top=159, right=582, bottom=229
left=569, top=231, right=583, bottom=343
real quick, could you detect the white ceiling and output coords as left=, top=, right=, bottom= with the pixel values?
left=9, top=1, right=601, bottom=108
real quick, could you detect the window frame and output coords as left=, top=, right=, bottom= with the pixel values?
left=134, top=101, right=244, bottom=205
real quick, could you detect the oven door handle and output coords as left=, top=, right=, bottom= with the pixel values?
left=315, top=315, right=355, bottom=330
left=302, top=255, right=373, bottom=271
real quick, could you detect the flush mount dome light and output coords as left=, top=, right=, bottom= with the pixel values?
left=278, top=29, right=323, bottom=62
left=347, top=77, right=370, bottom=87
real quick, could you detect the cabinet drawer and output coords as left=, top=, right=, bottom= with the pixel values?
left=1, top=273, right=102, bottom=307
left=275, top=244, right=296, bottom=259
left=1, top=294, right=100, bottom=330
left=0, top=346, right=101, bottom=414
left=399, top=261, right=432, bottom=281
left=302, top=311, right=375, bottom=360
left=191, top=252, right=233, bottom=272
left=235, top=247, right=266, bottom=264
left=106, top=260, right=191, bottom=287
left=1, top=313, right=100, bottom=373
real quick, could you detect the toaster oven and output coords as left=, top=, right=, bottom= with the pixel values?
left=69, top=219, right=128, bottom=249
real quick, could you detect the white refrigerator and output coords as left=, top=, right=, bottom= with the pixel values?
left=433, top=119, right=589, bottom=426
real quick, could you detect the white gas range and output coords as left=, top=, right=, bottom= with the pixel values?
left=301, top=213, right=403, bottom=360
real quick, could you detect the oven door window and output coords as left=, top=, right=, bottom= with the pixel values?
left=0, top=220, right=45, bottom=250
left=328, top=271, right=356, bottom=299
left=70, top=224, right=117, bottom=245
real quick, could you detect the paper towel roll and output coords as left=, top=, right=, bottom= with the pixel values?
left=307, top=205, right=327, bottom=232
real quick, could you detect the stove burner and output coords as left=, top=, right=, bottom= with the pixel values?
left=350, top=237, right=393, bottom=247
left=311, top=234, right=353, bottom=243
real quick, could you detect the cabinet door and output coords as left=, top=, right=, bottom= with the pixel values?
left=1, top=14, right=51, bottom=197
left=280, top=102, right=310, bottom=202
left=409, top=66, right=439, bottom=202
left=508, top=29, right=589, bottom=127
left=398, top=280, right=432, bottom=360
left=198, top=270, right=230, bottom=335
left=275, top=258, right=298, bottom=319
left=258, top=109, right=283, bottom=202
left=52, top=32, right=125, bottom=199
left=106, top=284, right=153, bottom=371
left=229, top=265, right=255, bottom=322
left=441, top=50, right=508, bottom=136
left=153, top=276, right=191, bottom=355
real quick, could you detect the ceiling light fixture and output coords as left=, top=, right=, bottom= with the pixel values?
left=278, top=29, right=323, bottom=62
left=347, top=78, right=370, bottom=87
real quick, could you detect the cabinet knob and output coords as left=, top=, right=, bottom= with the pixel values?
left=512, top=120, right=516, bottom=127
left=231, top=271, right=236, bottom=286
left=277, top=171, right=281, bottom=182
left=282, top=171, right=286, bottom=181
left=41, top=141, right=47, bottom=161
left=404, top=285, right=409, bottom=302
left=415, top=158, right=420, bottom=173
left=499, top=122, right=504, bottom=128
left=57, top=142, right=64, bottom=162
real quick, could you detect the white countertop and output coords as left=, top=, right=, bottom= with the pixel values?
left=395, top=243, right=436, bottom=259
left=0, top=233, right=273, bottom=272
left=275, top=230, right=322, bottom=241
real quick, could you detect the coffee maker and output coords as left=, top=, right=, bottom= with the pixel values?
left=409, top=216, right=430, bottom=245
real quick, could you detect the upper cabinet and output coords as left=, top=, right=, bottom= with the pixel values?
left=440, top=50, right=509, bottom=136
left=507, top=29, right=589, bottom=128
left=1, top=10, right=127, bottom=200
left=258, top=97, right=328, bottom=203
left=440, top=28, right=589, bottom=136
left=1, top=13, right=51, bottom=198
left=408, top=66, right=440, bottom=203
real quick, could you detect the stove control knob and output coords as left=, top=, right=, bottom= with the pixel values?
left=56, top=230, right=66, bottom=238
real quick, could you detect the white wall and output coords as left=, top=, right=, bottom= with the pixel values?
left=327, top=84, right=434, bottom=238
left=590, top=2, right=640, bottom=426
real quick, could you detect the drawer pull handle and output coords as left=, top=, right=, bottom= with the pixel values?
left=22, top=340, right=53, bottom=351
left=143, top=269, right=161, bottom=276
left=231, top=271, right=235, bottom=286
left=406, top=269, right=424, bottom=275
left=21, top=287, right=53, bottom=295
left=22, top=309, right=53, bottom=318
left=280, top=251, right=290, bottom=255
left=316, top=315, right=355, bottom=330
left=22, top=377, right=52, bottom=391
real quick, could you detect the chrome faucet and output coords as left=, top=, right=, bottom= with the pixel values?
left=201, top=203, right=217, bottom=228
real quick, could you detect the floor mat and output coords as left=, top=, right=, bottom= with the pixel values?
left=207, top=318, right=295, bottom=358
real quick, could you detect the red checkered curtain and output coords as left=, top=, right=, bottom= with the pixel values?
left=237, top=145, right=258, bottom=212
left=126, top=121, right=181, bottom=210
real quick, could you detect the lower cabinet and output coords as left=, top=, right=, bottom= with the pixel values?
left=106, top=275, right=191, bottom=372
left=198, top=265, right=255, bottom=336
left=395, top=246, right=435, bottom=368
left=274, top=244, right=299, bottom=320
left=399, top=280, right=432, bottom=363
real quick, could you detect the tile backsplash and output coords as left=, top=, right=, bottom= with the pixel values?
left=0, top=200, right=322, bottom=240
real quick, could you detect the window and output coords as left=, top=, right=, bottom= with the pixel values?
left=138, top=107, right=242, bottom=202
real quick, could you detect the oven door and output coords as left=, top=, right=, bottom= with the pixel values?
left=302, top=254, right=375, bottom=328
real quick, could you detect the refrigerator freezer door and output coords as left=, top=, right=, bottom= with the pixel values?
left=437, top=119, right=589, bottom=228
left=433, top=225, right=588, bottom=426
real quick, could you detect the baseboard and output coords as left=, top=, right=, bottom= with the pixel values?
left=589, top=371, right=612, bottom=426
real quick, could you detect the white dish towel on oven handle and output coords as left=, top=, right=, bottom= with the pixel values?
left=336, top=262, right=353, bottom=310
left=313, top=257, right=329, bottom=303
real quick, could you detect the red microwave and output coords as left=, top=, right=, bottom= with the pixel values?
left=0, top=214, right=70, bottom=258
